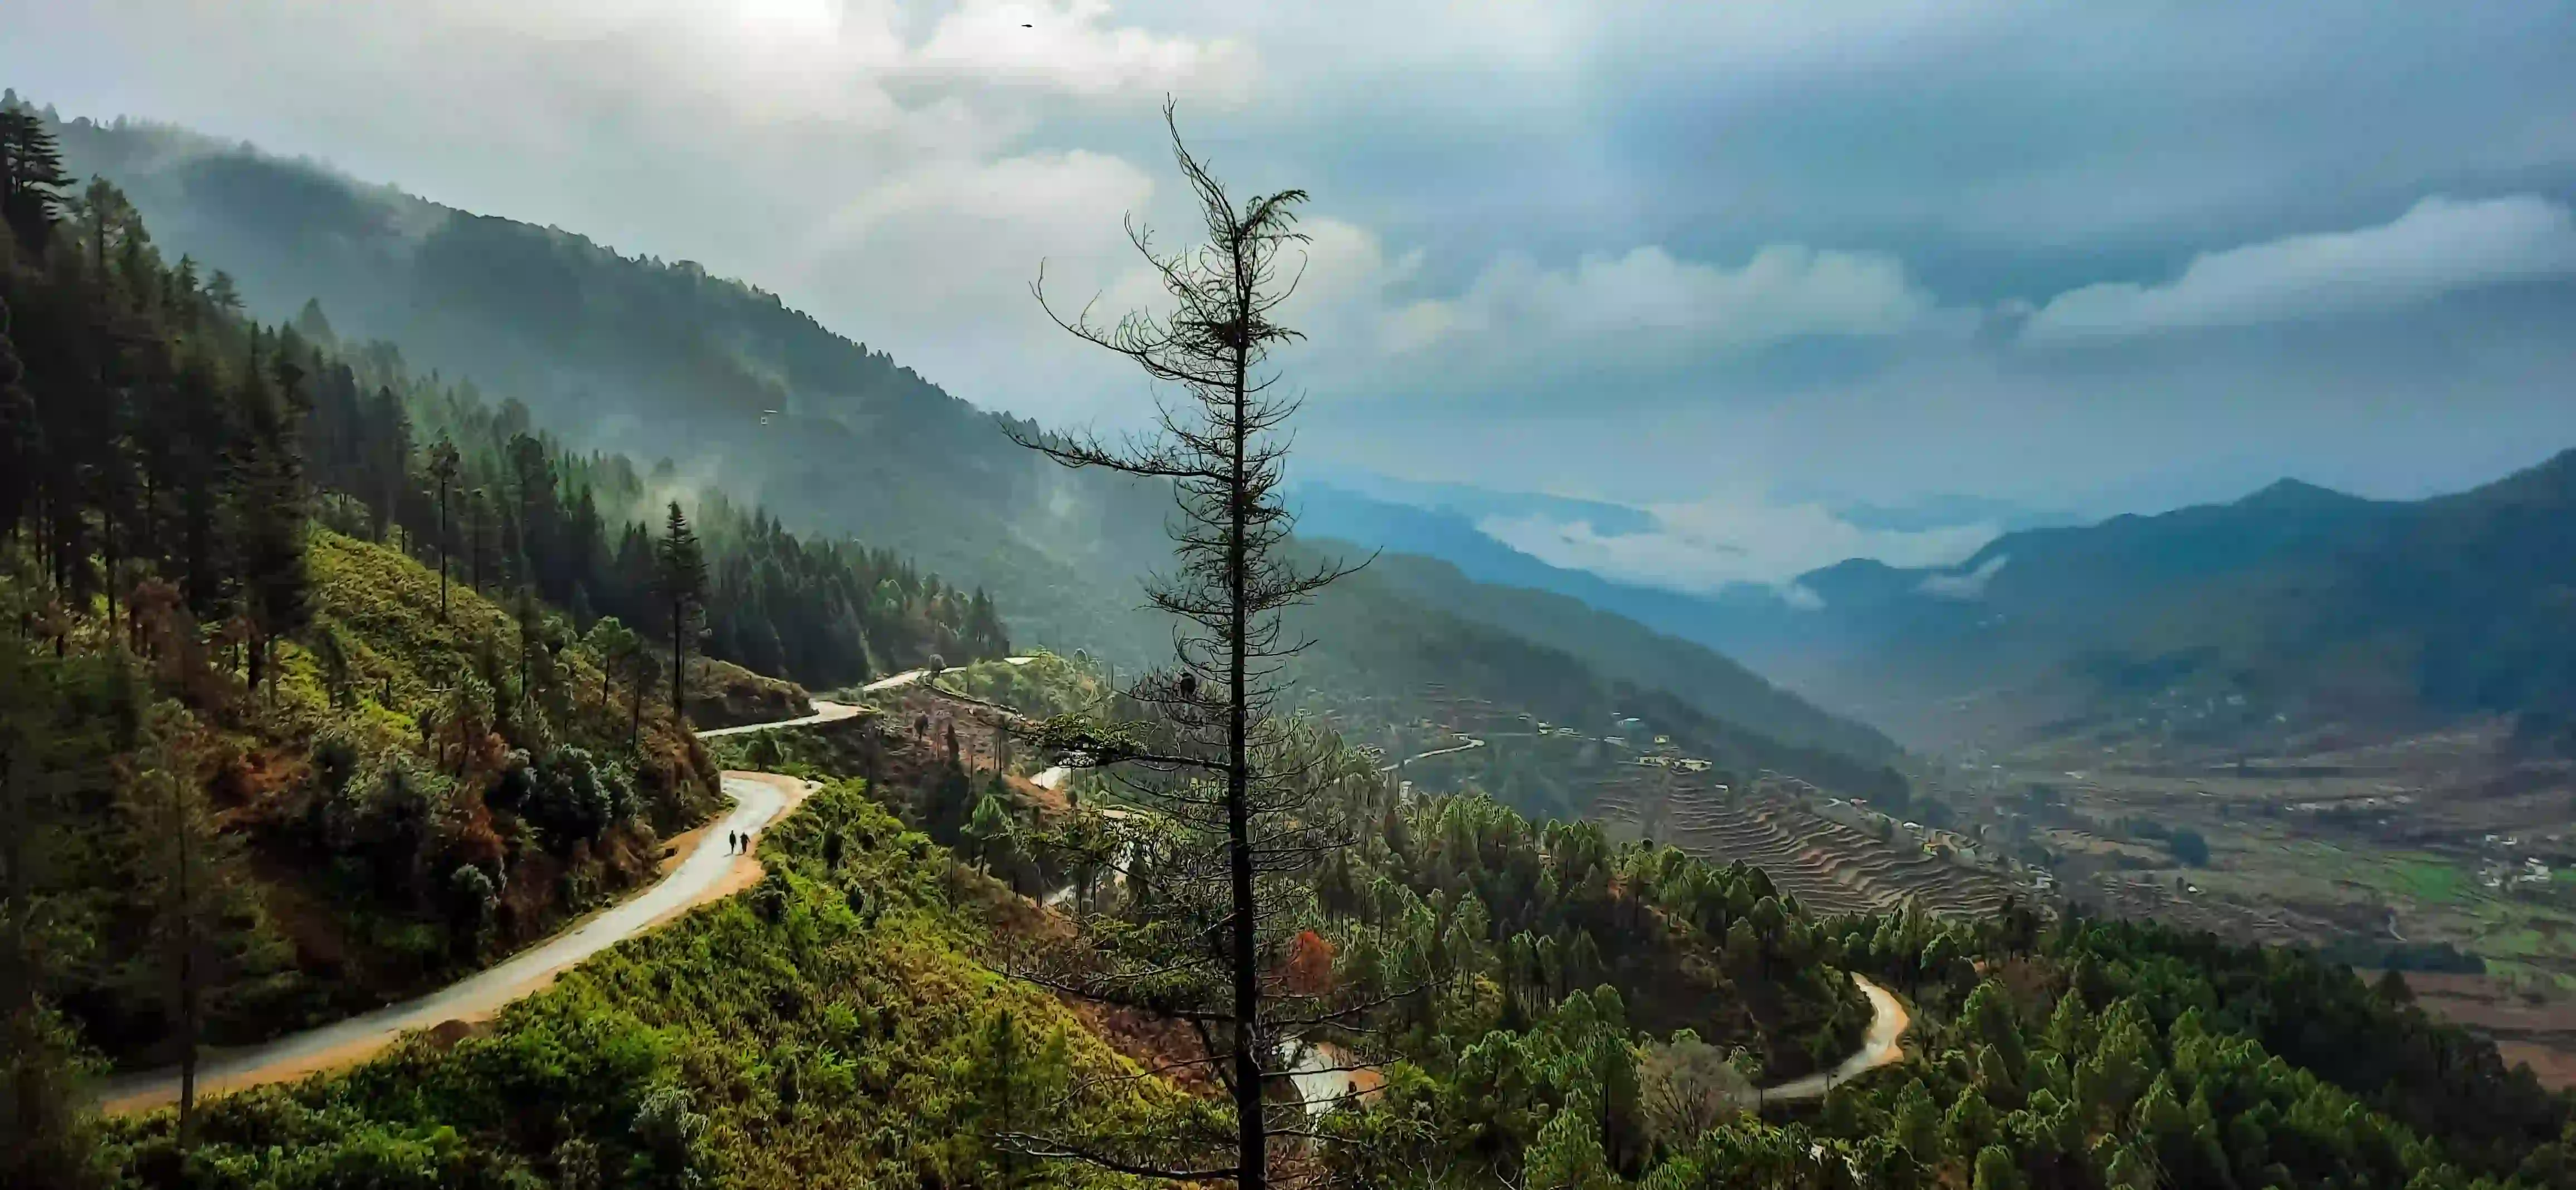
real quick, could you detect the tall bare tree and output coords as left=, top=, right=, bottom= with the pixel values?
left=1002, top=101, right=1365, bottom=1190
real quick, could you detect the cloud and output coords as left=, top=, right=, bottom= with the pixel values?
left=1391, top=243, right=1929, bottom=355
left=911, top=0, right=1255, bottom=98
left=1267, top=225, right=1940, bottom=404
left=6, top=0, right=1258, bottom=430
left=1475, top=496, right=1998, bottom=592
left=1917, top=554, right=2008, bottom=599
left=9, top=2, right=2575, bottom=528
left=2023, top=195, right=2576, bottom=342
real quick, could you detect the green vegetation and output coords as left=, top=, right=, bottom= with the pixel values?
left=22, top=86, right=2576, bottom=1190
left=51, top=103, right=1164, bottom=672
left=94, top=782, right=1192, bottom=1188
left=1, top=527, right=718, bottom=1066
left=1315, top=786, right=1871, bottom=1077
left=1769, top=910, right=2576, bottom=1189
left=2395, top=858, right=2471, bottom=905
left=923, top=651, right=1113, bottom=722
left=365, top=362, right=1012, bottom=692
left=0, top=128, right=1021, bottom=1175
left=1329, top=899, right=2576, bottom=1187
left=41, top=100, right=1907, bottom=816
left=1290, top=569, right=1914, bottom=823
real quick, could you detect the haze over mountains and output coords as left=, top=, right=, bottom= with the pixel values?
left=1305, top=453, right=2576, bottom=756
left=51, top=104, right=2576, bottom=784
left=48, top=108, right=1904, bottom=797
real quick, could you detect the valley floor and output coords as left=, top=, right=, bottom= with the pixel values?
left=1953, top=718, right=2576, bottom=1086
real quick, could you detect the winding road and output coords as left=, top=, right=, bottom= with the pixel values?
left=100, top=658, right=1036, bottom=1111
left=1286, top=971, right=1909, bottom=1115
left=696, top=698, right=864, bottom=738
left=848, top=654, right=1038, bottom=700
left=1759, top=973, right=1910, bottom=1101
left=95, top=655, right=1909, bottom=1118
left=97, top=750, right=821, bottom=1113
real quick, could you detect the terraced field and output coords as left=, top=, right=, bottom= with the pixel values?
left=1589, top=780, right=2023, bottom=919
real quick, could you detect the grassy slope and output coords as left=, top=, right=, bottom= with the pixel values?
left=99, top=783, right=1182, bottom=1188
left=292, top=533, right=709, bottom=792
left=685, top=657, right=814, bottom=730
left=922, top=651, right=1111, bottom=721
left=279, top=530, right=721, bottom=984
left=134, top=530, right=720, bottom=1048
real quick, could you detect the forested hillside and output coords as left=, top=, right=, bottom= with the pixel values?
left=80, top=663, right=1886, bottom=1187
left=45, top=102, right=1172, bottom=666
left=0, top=106, right=1012, bottom=1181
left=35, top=101, right=1910, bottom=804
left=1290, top=481, right=1900, bottom=755
left=77, top=669, right=2576, bottom=1189
left=1290, top=563, right=1914, bottom=821
left=1343, top=548, right=1900, bottom=764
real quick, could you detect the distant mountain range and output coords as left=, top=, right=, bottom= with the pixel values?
left=90, top=101, right=2546, bottom=778
left=49, top=107, right=1904, bottom=791
left=1296, top=453, right=2576, bottom=755
left=1728, top=454, right=2576, bottom=751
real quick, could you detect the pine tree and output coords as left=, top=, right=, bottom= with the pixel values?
left=125, top=704, right=234, bottom=1152
left=427, top=438, right=459, bottom=618
left=234, top=334, right=311, bottom=694
left=655, top=501, right=705, bottom=721
left=0, top=106, right=71, bottom=253
left=0, top=295, right=38, bottom=539
left=0, top=645, right=104, bottom=1189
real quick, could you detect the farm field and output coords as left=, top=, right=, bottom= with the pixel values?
left=1944, top=718, right=2576, bottom=1085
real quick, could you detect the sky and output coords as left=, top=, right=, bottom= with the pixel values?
left=7, top=1, right=2576, bottom=592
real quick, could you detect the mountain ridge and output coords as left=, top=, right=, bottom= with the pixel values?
left=1738, top=448, right=2576, bottom=748
left=46, top=105, right=1906, bottom=793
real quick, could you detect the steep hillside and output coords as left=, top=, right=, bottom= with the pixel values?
left=1345, top=548, right=1900, bottom=764
left=94, top=782, right=1193, bottom=1188
left=52, top=111, right=1174, bottom=666
left=45, top=105, right=1904, bottom=796
left=0, top=163, right=1019, bottom=1111
left=3, top=529, right=719, bottom=1069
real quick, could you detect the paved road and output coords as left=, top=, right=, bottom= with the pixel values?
left=1760, top=973, right=1910, bottom=1101
left=1285, top=970, right=1909, bottom=1115
left=861, top=667, right=930, bottom=693
left=856, top=655, right=1037, bottom=699
left=98, top=750, right=819, bottom=1111
left=696, top=698, right=862, bottom=738
left=1379, top=736, right=1487, bottom=773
